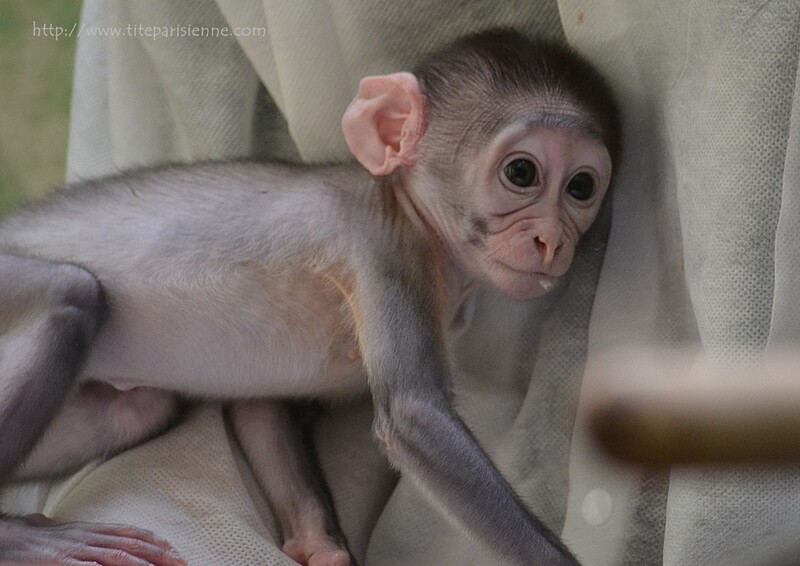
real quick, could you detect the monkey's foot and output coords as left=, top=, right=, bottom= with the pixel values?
left=283, top=535, right=351, bottom=566
left=0, top=514, right=187, bottom=565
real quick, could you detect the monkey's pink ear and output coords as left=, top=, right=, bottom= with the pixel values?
left=342, top=72, right=425, bottom=176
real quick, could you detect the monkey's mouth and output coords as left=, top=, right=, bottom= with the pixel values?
left=494, top=260, right=555, bottom=279
left=491, top=261, right=559, bottom=297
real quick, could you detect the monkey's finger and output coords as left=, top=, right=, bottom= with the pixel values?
left=67, top=560, right=164, bottom=566
left=89, top=540, right=186, bottom=566
left=52, top=523, right=187, bottom=566
left=2, top=518, right=185, bottom=566
left=82, top=523, right=174, bottom=550
left=80, top=534, right=188, bottom=566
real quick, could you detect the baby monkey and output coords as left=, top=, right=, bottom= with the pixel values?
left=0, top=29, right=618, bottom=566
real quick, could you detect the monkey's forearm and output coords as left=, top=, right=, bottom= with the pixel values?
left=356, top=270, right=578, bottom=565
left=374, top=394, right=578, bottom=566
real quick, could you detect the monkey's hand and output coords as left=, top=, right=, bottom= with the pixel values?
left=0, top=514, right=187, bottom=565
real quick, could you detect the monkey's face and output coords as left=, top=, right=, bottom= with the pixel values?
left=457, top=124, right=612, bottom=301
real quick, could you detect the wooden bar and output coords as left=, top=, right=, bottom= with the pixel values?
left=585, top=350, right=800, bottom=466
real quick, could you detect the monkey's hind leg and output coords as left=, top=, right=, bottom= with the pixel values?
left=231, top=400, right=353, bottom=566
left=15, top=383, right=180, bottom=481
left=0, top=254, right=186, bottom=566
left=0, top=255, right=106, bottom=482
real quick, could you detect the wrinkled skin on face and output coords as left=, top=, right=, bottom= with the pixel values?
left=407, top=120, right=612, bottom=301
left=341, top=66, right=615, bottom=304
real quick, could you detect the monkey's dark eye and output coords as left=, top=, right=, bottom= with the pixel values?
left=503, top=159, right=538, bottom=188
left=566, top=173, right=595, bottom=201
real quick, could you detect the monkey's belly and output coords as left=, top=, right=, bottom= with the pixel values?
left=81, top=267, right=367, bottom=399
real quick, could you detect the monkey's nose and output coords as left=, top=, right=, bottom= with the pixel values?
left=534, top=234, right=560, bottom=268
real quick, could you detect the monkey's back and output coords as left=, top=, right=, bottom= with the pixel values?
left=0, top=161, right=377, bottom=273
left=0, top=161, right=385, bottom=398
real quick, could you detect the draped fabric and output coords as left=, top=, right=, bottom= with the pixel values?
left=3, top=1, right=798, bottom=564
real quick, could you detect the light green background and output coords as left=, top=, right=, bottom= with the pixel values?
left=0, top=1, right=81, bottom=214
